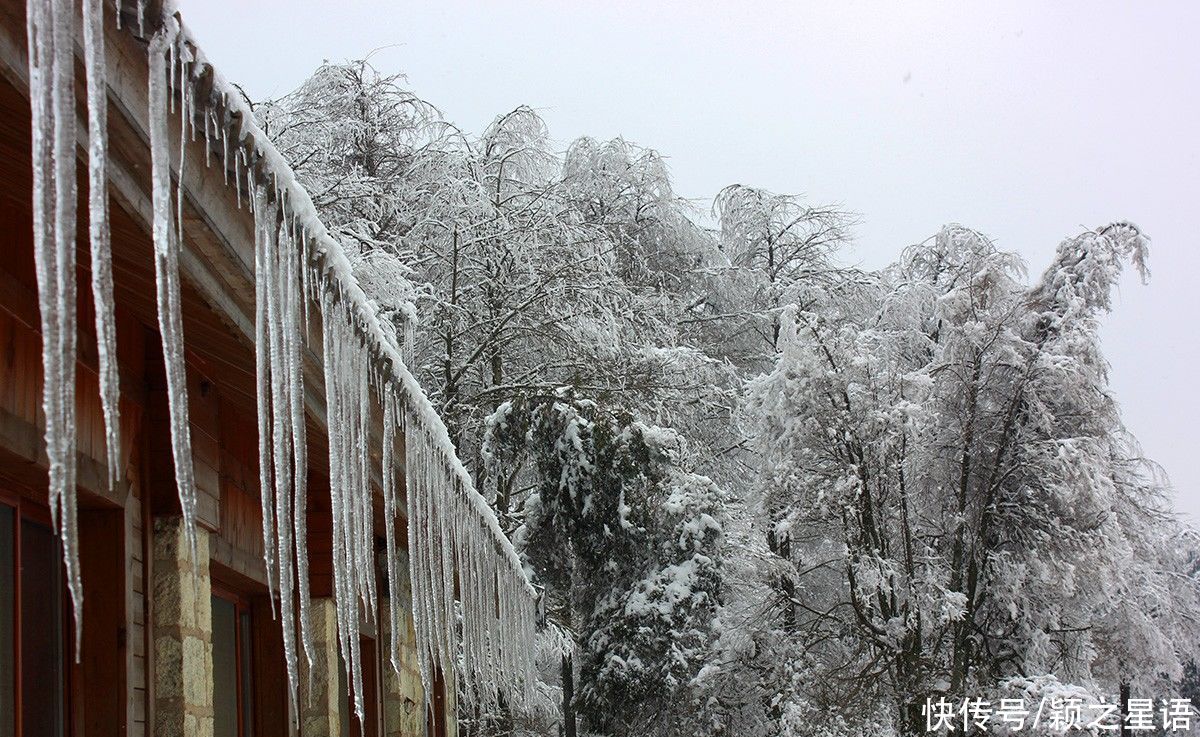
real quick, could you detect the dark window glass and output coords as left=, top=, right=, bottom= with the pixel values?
left=0, top=505, right=13, bottom=737
left=238, top=611, right=254, bottom=737
left=20, top=517, right=64, bottom=737
left=212, top=595, right=238, bottom=737
left=213, top=593, right=254, bottom=737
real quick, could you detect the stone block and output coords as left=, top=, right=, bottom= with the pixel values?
left=153, top=516, right=214, bottom=737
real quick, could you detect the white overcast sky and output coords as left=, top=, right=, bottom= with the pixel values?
left=183, top=1, right=1200, bottom=520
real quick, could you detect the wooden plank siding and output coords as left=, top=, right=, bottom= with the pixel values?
left=0, top=0, right=452, bottom=734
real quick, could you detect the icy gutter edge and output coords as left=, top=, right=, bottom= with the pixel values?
left=137, top=4, right=535, bottom=600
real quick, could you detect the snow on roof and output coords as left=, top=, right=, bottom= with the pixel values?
left=149, top=5, right=534, bottom=598
left=27, top=0, right=536, bottom=718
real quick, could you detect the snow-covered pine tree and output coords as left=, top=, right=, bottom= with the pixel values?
left=483, top=392, right=726, bottom=737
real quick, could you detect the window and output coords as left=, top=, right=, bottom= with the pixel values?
left=212, top=589, right=254, bottom=737
left=0, top=492, right=68, bottom=737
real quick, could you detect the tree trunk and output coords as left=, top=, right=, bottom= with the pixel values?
left=766, top=523, right=796, bottom=630
left=1120, top=680, right=1131, bottom=737
left=779, top=532, right=796, bottom=630
left=491, top=336, right=506, bottom=514
left=561, top=652, right=576, bottom=737
left=898, top=692, right=924, bottom=737
left=442, top=228, right=462, bottom=440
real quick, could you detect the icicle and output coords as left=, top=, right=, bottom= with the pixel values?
left=83, top=0, right=122, bottom=494
left=253, top=186, right=278, bottom=616
left=351, top=371, right=367, bottom=614
left=405, top=414, right=434, bottom=696
left=300, top=229, right=312, bottom=332
left=148, top=24, right=199, bottom=561
left=247, top=161, right=256, bottom=211
left=321, top=293, right=348, bottom=687
left=265, top=202, right=300, bottom=721
left=175, top=42, right=187, bottom=298
left=435, top=463, right=453, bottom=678
left=186, top=54, right=197, bottom=142
left=49, top=0, right=83, bottom=659
left=283, top=221, right=315, bottom=685
left=167, top=41, right=175, bottom=114
left=26, top=0, right=83, bottom=659
left=382, top=389, right=402, bottom=676
left=349, top=340, right=369, bottom=721
left=356, top=372, right=378, bottom=623
left=321, top=297, right=366, bottom=724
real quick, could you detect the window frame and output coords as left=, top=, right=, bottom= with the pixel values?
left=210, top=583, right=255, bottom=737
left=0, top=486, right=75, bottom=737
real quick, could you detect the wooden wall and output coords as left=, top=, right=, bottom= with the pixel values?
left=0, top=65, right=272, bottom=736
left=0, top=192, right=154, bottom=737
left=0, top=4, right=430, bottom=734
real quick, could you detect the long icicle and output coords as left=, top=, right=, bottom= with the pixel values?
left=261, top=188, right=303, bottom=721
left=148, top=21, right=198, bottom=559
left=83, top=0, right=122, bottom=493
left=27, top=0, right=84, bottom=658
left=51, top=0, right=82, bottom=660
left=53, top=0, right=81, bottom=657
left=285, top=219, right=315, bottom=689
left=253, top=186, right=278, bottom=616
left=322, top=296, right=364, bottom=724
left=382, top=389, right=402, bottom=676
left=410, top=421, right=428, bottom=693
left=347, top=335, right=367, bottom=723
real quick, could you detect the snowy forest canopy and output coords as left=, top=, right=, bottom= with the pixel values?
left=254, top=61, right=1200, bottom=737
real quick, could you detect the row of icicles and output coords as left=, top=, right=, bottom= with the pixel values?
left=26, top=0, right=537, bottom=724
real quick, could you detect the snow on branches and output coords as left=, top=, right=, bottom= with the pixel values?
left=748, top=222, right=1197, bottom=733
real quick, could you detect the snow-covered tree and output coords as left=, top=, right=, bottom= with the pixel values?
left=484, top=392, right=726, bottom=737
left=711, top=184, right=853, bottom=362
left=747, top=223, right=1200, bottom=735
left=259, top=59, right=1197, bottom=737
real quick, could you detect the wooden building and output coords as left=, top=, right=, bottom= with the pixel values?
left=0, top=2, right=536, bottom=736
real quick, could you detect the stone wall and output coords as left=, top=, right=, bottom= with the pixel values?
left=148, top=524, right=453, bottom=737
left=300, top=598, right=344, bottom=737
left=152, top=516, right=214, bottom=737
left=382, top=548, right=430, bottom=737
left=381, top=598, right=427, bottom=737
